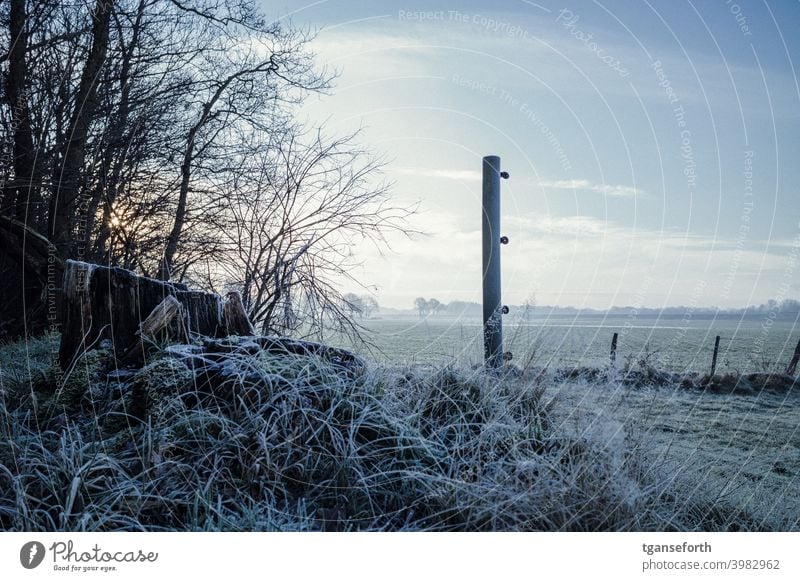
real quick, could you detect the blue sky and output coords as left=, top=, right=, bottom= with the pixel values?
left=262, top=0, right=800, bottom=310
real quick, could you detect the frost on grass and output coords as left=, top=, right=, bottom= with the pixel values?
left=0, top=335, right=793, bottom=531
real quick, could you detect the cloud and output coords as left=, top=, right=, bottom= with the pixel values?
left=390, top=167, right=643, bottom=197
left=391, top=167, right=482, bottom=181
left=535, top=179, right=643, bottom=197
left=505, top=213, right=610, bottom=237
left=344, top=204, right=797, bottom=308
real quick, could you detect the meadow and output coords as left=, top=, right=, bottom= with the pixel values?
left=0, top=321, right=797, bottom=532
left=327, top=314, right=800, bottom=530
left=343, top=315, right=800, bottom=373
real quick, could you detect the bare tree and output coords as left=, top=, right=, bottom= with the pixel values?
left=47, top=0, right=114, bottom=259
left=0, top=0, right=407, bottom=342
left=158, top=18, right=330, bottom=280
left=208, top=127, right=413, bottom=339
left=2, top=0, right=38, bottom=221
left=342, top=293, right=364, bottom=318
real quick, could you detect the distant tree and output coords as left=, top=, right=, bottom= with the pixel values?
left=342, top=293, right=364, bottom=318
left=361, top=295, right=379, bottom=318
left=428, top=298, right=444, bottom=315
left=521, top=294, right=536, bottom=322
left=780, top=299, right=800, bottom=314
left=414, top=297, right=429, bottom=318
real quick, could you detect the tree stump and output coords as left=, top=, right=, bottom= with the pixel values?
left=58, top=260, right=238, bottom=368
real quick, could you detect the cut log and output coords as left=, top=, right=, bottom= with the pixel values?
left=223, top=291, right=255, bottom=336
left=58, top=260, right=224, bottom=368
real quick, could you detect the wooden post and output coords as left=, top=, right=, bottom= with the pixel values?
left=610, top=332, right=618, bottom=367
left=711, top=335, right=721, bottom=376
left=785, top=338, right=800, bottom=376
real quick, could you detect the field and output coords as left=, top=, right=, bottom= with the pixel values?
left=330, top=315, right=800, bottom=529
left=341, top=315, right=800, bottom=372
left=0, top=322, right=798, bottom=531
left=549, top=380, right=800, bottom=529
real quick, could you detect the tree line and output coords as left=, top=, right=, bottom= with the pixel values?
left=0, top=0, right=411, bottom=340
left=414, top=297, right=446, bottom=317
left=412, top=298, right=800, bottom=319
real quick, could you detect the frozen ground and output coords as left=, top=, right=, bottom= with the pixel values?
left=546, top=377, right=800, bottom=529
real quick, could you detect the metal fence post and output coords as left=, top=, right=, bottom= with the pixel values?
left=711, top=335, right=721, bottom=376
left=610, top=332, right=618, bottom=367
left=482, top=155, right=503, bottom=367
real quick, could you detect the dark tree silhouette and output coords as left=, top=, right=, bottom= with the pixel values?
left=0, top=0, right=407, bottom=339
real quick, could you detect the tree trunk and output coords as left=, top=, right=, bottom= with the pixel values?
left=91, top=0, right=146, bottom=260
left=0, top=215, right=62, bottom=339
left=49, top=0, right=114, bottom=259
left=3, top=0, right=40, bottom=222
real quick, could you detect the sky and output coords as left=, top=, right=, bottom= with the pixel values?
left=260, top=0, right=800, bottom=311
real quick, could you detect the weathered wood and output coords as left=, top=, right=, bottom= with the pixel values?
left=0, top=214, right=62, bottom=282
left=711, top=335, right=721, bottom=376
left=223, top=291, right=255, bottom=336
left=785, top=338, right=800, bottom=376
left=139, top=295, right=185, bottom=339
left=58, top=260, right=224, bottom=368
left=120, top=296, right=188, bottom=364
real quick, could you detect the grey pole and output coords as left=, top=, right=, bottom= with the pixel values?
left=711, top=335, right=721, bottom=376
left=610, top=332, right=618, bottom=367
left=482, top=155, right=503, bottom=367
